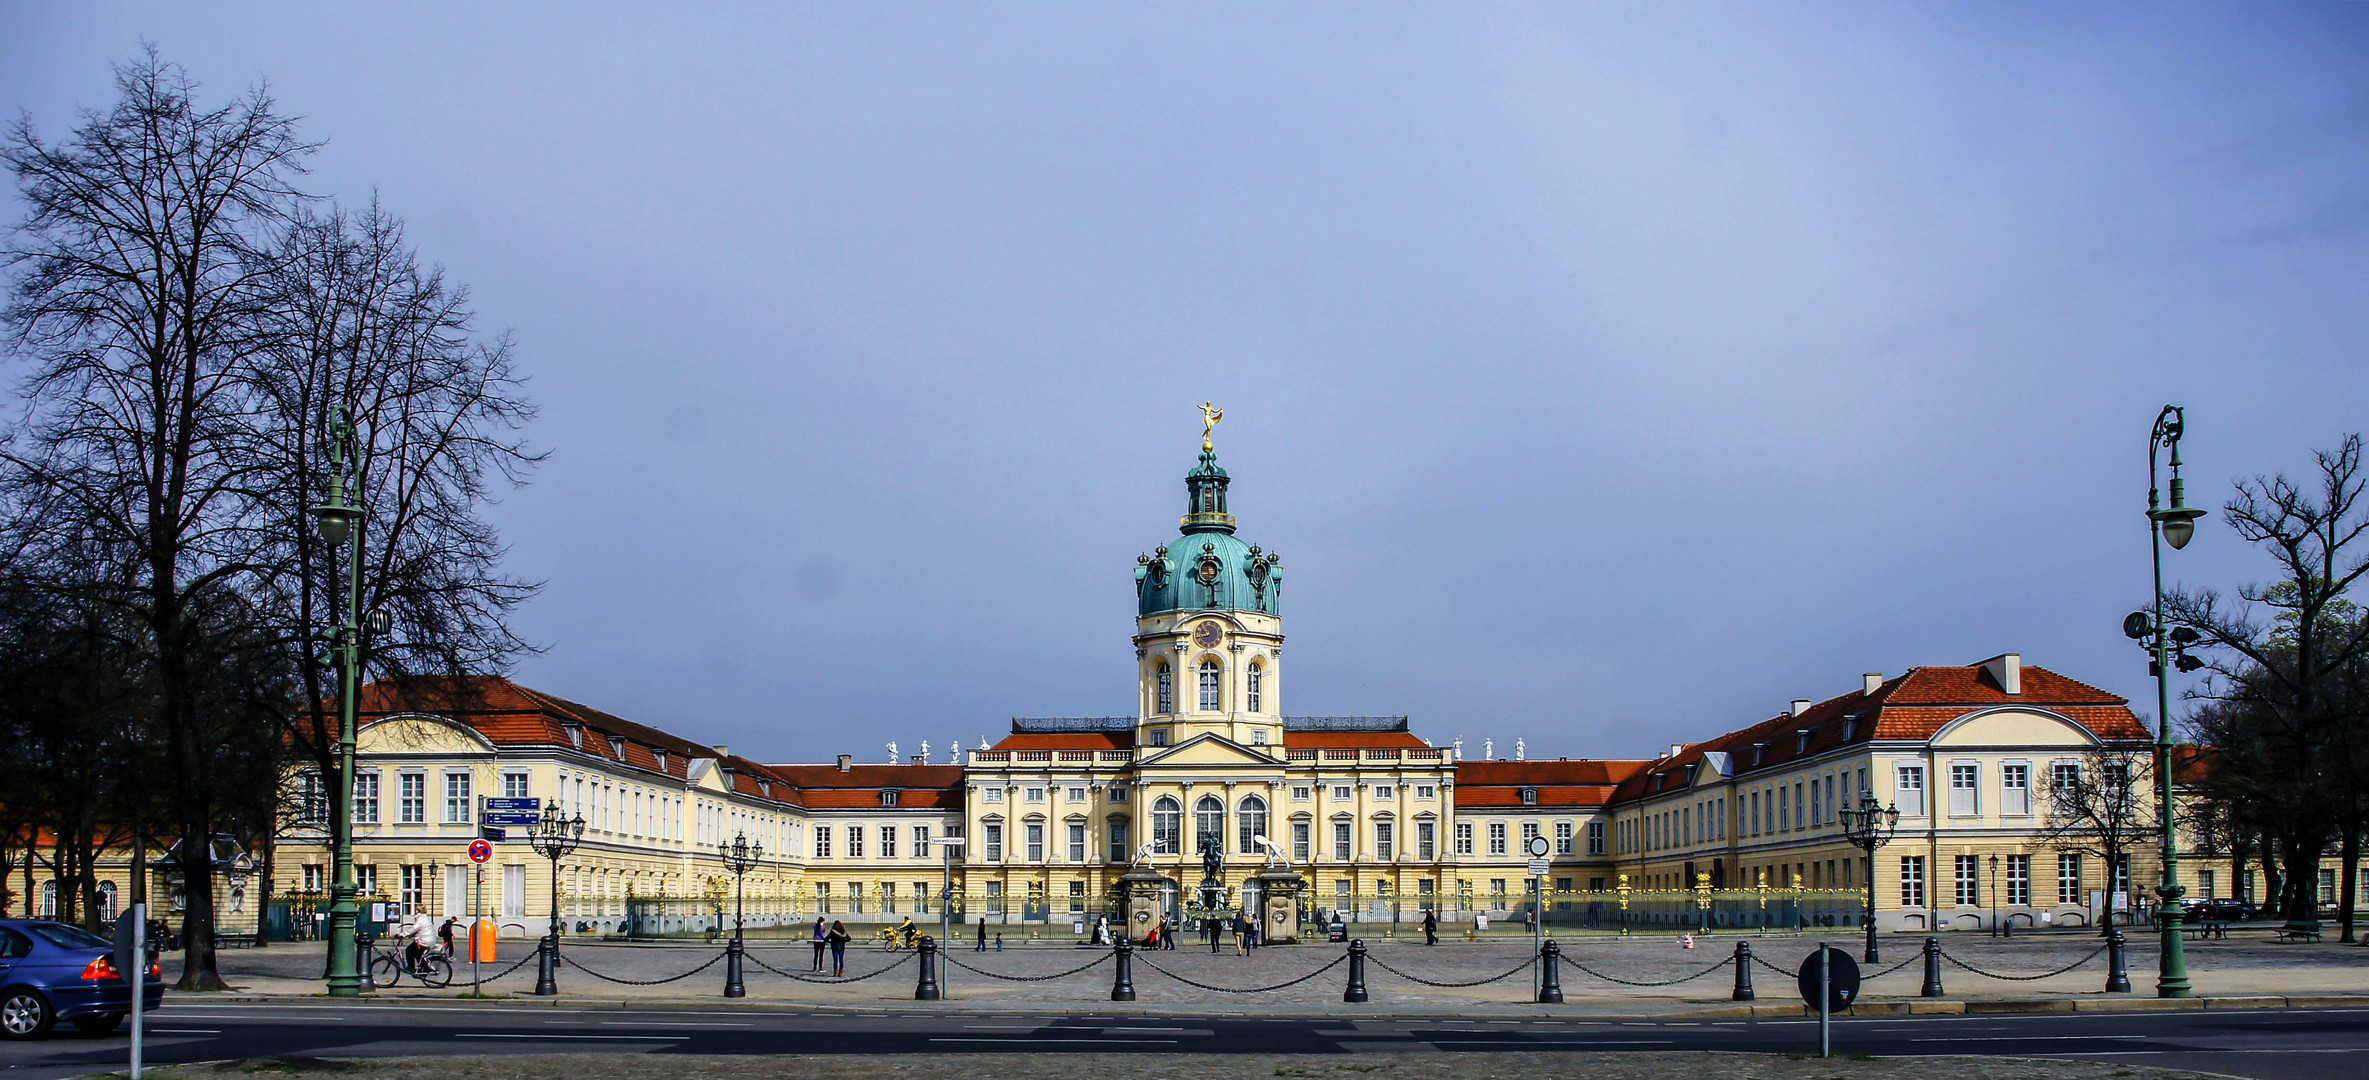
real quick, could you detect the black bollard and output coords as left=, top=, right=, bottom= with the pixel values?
left=1344, top=939, right=1370, bottom=1003
left=1920, top=936, right=1944, bottom=998
left=1732, top=940, right=1756, bottom=1001
left=2105, top=928, right=2131, bottom=993
left=359, top=934, right=378, bottom=993
left=535, top=932, right=558, bottom=996
left=724, top=936, right=746, bottom=998
left=915, top=935, right=941, bottom=1001
left=1111, top=936, right=1136, bottom=1002
left=1537, top=939, right=1564, bottom=1004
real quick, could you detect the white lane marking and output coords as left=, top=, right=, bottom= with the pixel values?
left=931, top=1038, right=1179, bottom=1044
left=1099, top=1027, right=1198, bottom=1034
left=455, top=1034, right=689, bottom=1040
left=596, top=1021, right=752, bottom=1027
left=1912, top=1035, right=2152, bottom=1042
left=158, top=1015, right=345, bottom=1021
left=1443, top=1039, right=1676, bottom=1046
left=148, top=1029, right=221, bottom=1034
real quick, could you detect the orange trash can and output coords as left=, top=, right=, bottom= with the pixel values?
left=471, top=918, right=499, bottom=963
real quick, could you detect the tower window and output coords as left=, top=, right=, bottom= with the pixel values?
left=1155, top=663, right=1173, bottom=714
left=1246, top=664, right=1263, bottom=712
left=1198, top=658, right=1221, bottom=711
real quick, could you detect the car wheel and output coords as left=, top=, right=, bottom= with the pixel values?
left=0, top=989, right=54, bottom=1039
left=73, top=1013, right=123, bottom=1036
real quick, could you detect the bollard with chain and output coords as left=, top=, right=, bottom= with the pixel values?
left=535, top=930, right=559, bottom=996
left=1920, top=936, right=1944, bottom=997
left=724, top=935, right=746, bottom=998
left=1110, top=936, right=1135, bottom=1002
left=1732, top=940, right=1755, bottom=1001
left=2105, top=928, right=2130, bottom=993
left=914, top=935, right=941, bottom=1000
left=1343, top=939, right=1370, bottom=1003
left=1536, top=939, right=1564, bottom=1004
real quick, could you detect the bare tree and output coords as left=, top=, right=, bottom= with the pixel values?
left=2040, top=744, right=2158, bottom=931
left=1, top=48, right=314, bottom=988
left=2166, top=436, right=2369, bottom=935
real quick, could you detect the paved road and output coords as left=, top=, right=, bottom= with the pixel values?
left=4, top=1001, right=2364, bottom=1080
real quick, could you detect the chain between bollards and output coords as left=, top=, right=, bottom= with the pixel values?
left=914, top=935, right=941, bottom=1000
left=1111, top=936, right=1136, bottom=1001
left=1920, top=936, right=1944, bottom=998
left=1536, top=939, right=1563, bottom=1004
left=1732, top=940, right=1755, bottom=1001
left=1343, top=939, right=1369, bottom=1003
left=2105, top=928, right=2131, bottom=993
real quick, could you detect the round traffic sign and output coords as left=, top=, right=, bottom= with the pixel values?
left=467, top=838, right=493, bottom=864
left=1795, top=946, right=1861, bottom=1012
left=1526, top=835, right=1551, bottom=858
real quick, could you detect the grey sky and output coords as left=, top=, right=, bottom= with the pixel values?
left=6, top=3, right=2365, bottom=764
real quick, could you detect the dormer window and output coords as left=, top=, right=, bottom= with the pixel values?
left=758, top=780, right=771, bottom=797
left=653, top=750, right=668, bottom=772
left=1795, top=730, right=1812, bottom=755
left=608, top=736, right=626, bottom=759
left=1751, top=741, right=1765, bottom=766
left=721, top=768, right=735, bottom=789
left=881, top=789, right=900, bottom=807
left=1519, top=787, right=1538, bottom=806
left=563, top=722, right=584, bottom=750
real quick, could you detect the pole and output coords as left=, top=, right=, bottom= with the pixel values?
left=128, top=901, right=144, bottom=1079
left=324, top=409, right=363, bottom=999
left=1817, top=943, right=1831, bottom=1059
left=1532, top=872, right=1544, bottom=1000
left=2148, top=409, right=2192, bottom=998
left=537, top=851, right=559, bottom=996
left=472, top=863, right=482, bottom=992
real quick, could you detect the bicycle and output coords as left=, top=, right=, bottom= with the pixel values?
left=367, top=941, right=455, bottom=988
left=876, top=926, right=920, bottom=951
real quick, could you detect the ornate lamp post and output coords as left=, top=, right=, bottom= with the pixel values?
left=1838, top=793, right=1901, bottom=963
left=719, top=830, right=763, bottom=998
left=530, top=804, right=587, bottom=996
left=307, top=407, right=366, bottom=998
left=2130, top=404, right=2206, bottom=998
left=1989, top=854, right=2001, bottom=938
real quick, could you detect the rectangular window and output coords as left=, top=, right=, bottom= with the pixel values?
left=297, top=772, right=326, bottom=825
left=399, top=773, right=426, bottom=823
left=2050, top=762, right=2082, bottom=802
left=2114, top=854, right=2133, bottom=900
left=1949, top=764, right=1979, bottom=816
left=1250, top=728, right=1268, bottom=745
left=1107, top=784, right=1129, bottom=802
left=1292, top=822, right=1311, bottom=862
left=1416, top=785, right=1436, bottom=800
left=1024, top=787, right=1045, bottom=803
left=1066, top=786, right=1087, bottom=803
left=846, top=825, right=864, bottom=858
left=1454, top=822, right=1473, bottom=856
left=1487, top=822, right=1507, bottom=856
left=1417, top=820, right=1436, bottom=860
left=1068, top=880, right=1086, bottom=913
left=2058, top=853, right=2082, bottom=905
left=1900, top=856, right=1927, bottom=909
left=984, top=787, right=1003, bottom=803
left=1332, top=785, right=1353, bottom=801
left=880, top=825, right=898, bottom=859
left=1375, top=821, right=1394, bottom=860
left=1955, top=854, right=1980, bottom=906
left=1026, top=822, right=1045, bottom=862
left=1896, top=766, right=1926, bottom=816
left=1108, top=819, right=1129, bottom=861
left=1489, top=879, right=1508, bottom=908
left=984, top=881, right=1003, bottom=916
left=2007, top=854, right=2031, bottom=906
left=354, top=864, right=378, bottom=897
left=1332, top=820, right=1353, bottom=860
left=1749, top=791, right=1760, bottom=835
left=1794, top=783, right=1805, bottom=830
left=2198, top=868, right=2215, bottom=900
left=815, top=826, right=832, bottom=858
left=1291, top=785, right=1312, bottom=802
left=1554, top=821, right=1574, bottom=856
left=503, top=772, right=530, bottom=798
left=1374, top=785, right=1395, bottom=800
left=1068, top=822, right=1087, bottom=862
left=1521, top=821, right=1542, bottom=851
left=1586, top=821, right=1607, bottom=856
left=983, top=823, right=1003, bottom=862
left=303, top=864, right=324, bottom=891
left=2001, top=764, right=2030, bottom=815
left=445, top=773, right=473, bottom=823
left=504, top=864, right=525, bottom=917
left=913, top=825, right=931, bottom=854
left=400, top=865, right=423, bottom=914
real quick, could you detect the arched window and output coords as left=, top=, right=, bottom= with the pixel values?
left=1155, top=662, right=1174, bottom=715
left=1152, top=796, right=1182, bottom=855
left=1198, top=658, right=1222, bottom=711
left=1246, top=663, right=1263, bottom=713
left=1238, top=794, right=1269, bottom=854
left=1195, top=795, right=1225, bottom=849
left=98, top=881, right=118, bottom=922
left=39, top=881, right=57, bottom=918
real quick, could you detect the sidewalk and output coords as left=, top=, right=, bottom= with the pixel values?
left=175, top=930, right=2369, bottom=1019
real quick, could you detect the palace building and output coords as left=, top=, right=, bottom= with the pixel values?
left=13, top=424, right=2200, bottom=939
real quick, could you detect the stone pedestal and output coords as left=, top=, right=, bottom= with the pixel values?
left=1256, top=869, right=1306, bottom=944
left=1118, top=868, right=1168, bottom=944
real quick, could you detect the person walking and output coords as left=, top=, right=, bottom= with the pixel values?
left=825, top=919, right=851, bottom=977
left=810, top=916, right=828, bottom=971
left=1234, top=911, right=1249, bottom=955
left=1162, top=914, right=1177, bottom=950
left=437, top=916, right=461, bottom=958
left=1422, top=907, right=1438, bottom=946
left=975, top=916, right=988, bottom=952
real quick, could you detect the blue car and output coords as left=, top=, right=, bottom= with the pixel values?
left=0, top=919, right=165, bottom=1039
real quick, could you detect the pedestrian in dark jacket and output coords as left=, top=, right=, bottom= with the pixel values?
left=975, top=916, right=988, bottom=952
left=1422, top=908, right=1438, bottom=946
left=810, top=916, right=828, bottom=971
left=826, top=919, right=851, bottom=977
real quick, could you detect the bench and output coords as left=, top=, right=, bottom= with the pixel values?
left=2274, top=926, right=2322, bottom=943
left=2183, top=920, right=2226, bottom=941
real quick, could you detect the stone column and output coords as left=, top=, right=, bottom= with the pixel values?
left=1118, top=868, right=1168, bottom=943
left=1257, top=869, right=1306, bottom=944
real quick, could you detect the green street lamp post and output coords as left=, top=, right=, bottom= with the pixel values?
left=719, top=831, right=763, bottom=998
left=1837, top=793, right=1901, bottom=964
left=2133, top=404, right=2206, bottom=998
left=530, top=804, right=587, bottom=996
left=308, top=407, right=366, bottom=998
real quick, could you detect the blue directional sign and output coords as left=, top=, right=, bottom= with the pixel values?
left=478, top=825, right=507, bottom=842
left=481, top=797, right=540, bottom=812
left=482, top=812, right=542, bottom=827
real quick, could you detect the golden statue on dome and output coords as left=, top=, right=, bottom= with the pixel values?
left=1199, top=401, right=1223, bottom=452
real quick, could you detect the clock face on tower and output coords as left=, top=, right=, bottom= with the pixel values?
left=1192, top=621, right=1222, bottom=648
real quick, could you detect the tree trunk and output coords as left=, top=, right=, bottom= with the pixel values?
left=173, top=820, right=227, bottom=992
left=2340, top=823, right=2360, bottom=944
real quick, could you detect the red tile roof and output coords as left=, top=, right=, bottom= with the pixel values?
left=1282, top=731, right=1432, bottom=750
left=988, top=732, right=1135, bottom=751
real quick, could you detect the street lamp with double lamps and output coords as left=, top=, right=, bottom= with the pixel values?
left=2132, top=404, right=2207, bottom=998
left=1838, top=793, right=1902, bottom=963
left=307, top=406, right=367, bottom=998
left=530, top=804, right=586, bottom=996
left=719, top=831, right=763, bottom=998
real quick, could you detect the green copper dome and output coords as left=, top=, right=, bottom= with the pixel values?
left=1134, top=449, right=1282, bottom=617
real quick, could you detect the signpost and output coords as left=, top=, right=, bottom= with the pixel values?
left=111, top=902, right=144, bottom=1078
left=482, top=797, right=541, bottom=829
left=1526, top=835, right=1551, bottom=998
left=466, top=835, right=496, bottom=991
left=933, top=836, right=965, bottom=999
left=1796, top=944, right=1861, bottom=1058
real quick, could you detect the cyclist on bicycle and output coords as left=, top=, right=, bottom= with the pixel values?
left=895, top=916, right=917, bottom=947
left=405, top=910, right=436, bottom=972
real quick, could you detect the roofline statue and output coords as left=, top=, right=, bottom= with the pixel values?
left=1252, top=833, right=1289, bottom=869
left=1128, top=841, right=1157, bottom=870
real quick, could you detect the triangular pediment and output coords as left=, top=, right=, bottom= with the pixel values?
left=1695, top=752, right=1730, bottom=784
left=1138, top=732, right=1281, bottom=767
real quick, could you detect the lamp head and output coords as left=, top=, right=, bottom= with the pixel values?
left=2154, top=506, right=2204, bottom=550
left=309, top=501, right=359, bottom=546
